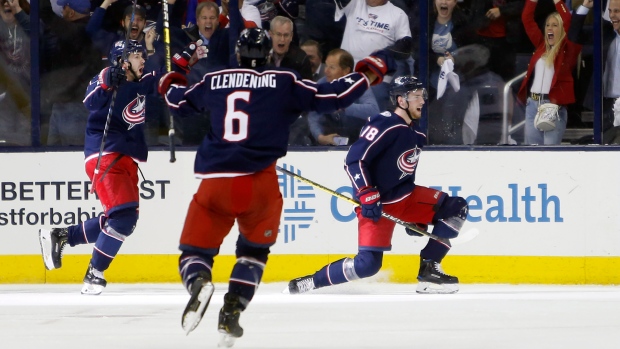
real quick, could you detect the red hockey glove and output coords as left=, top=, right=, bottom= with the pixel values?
left=98, top=66, right=125, bottom=91
left=357, top=186, right=382, bottom=222
left=354, top=49, right=396, bottom=86
left=158, top=72, right=188, bottom=97
left=172, top=41, right=199, bottom=73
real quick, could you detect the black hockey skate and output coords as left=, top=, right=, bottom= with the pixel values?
left=81, top=263, right=107, bottom=295
left=416, top=258, right=459, bottom=294
left=181, top=271, right=214, bottom=335
left=38, top=228, right=68, bottom=270
left=218, top=293, right=244, bottom=348
left=287, top=274, right=315, bottom=294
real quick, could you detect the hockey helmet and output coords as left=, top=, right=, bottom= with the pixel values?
left=236, top=28, right=272, bottom=68
left=108, top=40, right=146, bottom=67
left=389, top=75, right=427, bottom=105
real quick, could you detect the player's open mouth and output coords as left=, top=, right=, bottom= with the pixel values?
left=547, top=32, right=554, bottom=40
left=439, top=5, right=449, bottom=15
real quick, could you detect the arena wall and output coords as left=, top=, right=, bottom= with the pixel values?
left=1, top=150, right=618, bottom=284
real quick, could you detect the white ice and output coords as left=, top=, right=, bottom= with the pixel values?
left=1, top=282, right=619, bottom=349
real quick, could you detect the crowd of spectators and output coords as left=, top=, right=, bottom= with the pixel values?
left=0, top=0, right=614, bottom=147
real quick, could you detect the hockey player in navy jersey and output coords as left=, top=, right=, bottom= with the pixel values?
left=157, top=26, right=394, bottom=344
left=38, top=39, right=163, bottom=295
left=288, top=76, right=469, bottom=295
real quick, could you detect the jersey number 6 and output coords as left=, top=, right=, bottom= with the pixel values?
left=224, top=91, right=250, bottom=142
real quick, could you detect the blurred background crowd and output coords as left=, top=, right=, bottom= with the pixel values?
left=0, top=0, right=616, bottom=147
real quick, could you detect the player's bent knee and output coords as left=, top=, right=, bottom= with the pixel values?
left=432, top=196, right=468, bottom=239
left=106, top=207, right=139, bottom=238
left=352, top=251, right=383, bottom=279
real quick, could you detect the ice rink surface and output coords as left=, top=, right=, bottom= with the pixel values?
left=1, top=282, right=619, bottom=349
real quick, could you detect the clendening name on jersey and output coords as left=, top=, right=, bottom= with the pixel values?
left=211, top=73, right=277, bottom=90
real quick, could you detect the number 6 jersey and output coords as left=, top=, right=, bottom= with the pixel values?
left=164, top=67, right=371, bottom=178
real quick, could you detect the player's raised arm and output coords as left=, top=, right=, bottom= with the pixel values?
left=298, top=50, right=396, bottom=113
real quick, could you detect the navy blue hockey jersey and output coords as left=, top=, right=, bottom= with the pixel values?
left=345, top=111, right=427, bottom=203
left=165, top=67, right=370, bottom=177
left=83, top=71, right=160, bottom=162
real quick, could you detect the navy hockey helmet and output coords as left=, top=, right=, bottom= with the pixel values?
left=108, top=40, right=146, bottom=67
left=389, top=75, right=427, bottom=105
left=236, top=28, right=272, bottom=68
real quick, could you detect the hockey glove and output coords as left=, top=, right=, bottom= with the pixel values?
left=158, top=72, right=188, bottom=97
left=405, top=223, right=428, bottom=237
left=357, top=186, right=382, bottom=222
left=354, top=49, right=396, bottom=86
left=98, top=66, right=125, bottom=91
left=172, top=41, right=199, bottom=73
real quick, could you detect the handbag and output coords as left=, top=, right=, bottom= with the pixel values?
left=534, top=103, right=560, bottom=132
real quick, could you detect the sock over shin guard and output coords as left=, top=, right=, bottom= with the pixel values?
left=313, top=251, right=383, bottom=288
left=228, top=257, right=265, bottom=307
left=90, top=208, right=137, bottom=271
left=179, top=253, right=214, bottom=292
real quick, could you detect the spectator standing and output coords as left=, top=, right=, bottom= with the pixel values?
left=469, top=0, right=526, bottom=81
left=41, top=0, right=105, bottom=146
left=335, top=0, right=412, bottom=111
left=0, top=0, right=30, bottom=146
left=308, top=48, right=379, bottom=145
left=518, top=0, right=582, bottom=145
left=426, top=0, right=472, bottom=95
left=568, top=0, right=620, bottom=140
left=304, top=0, right=345, bottom=58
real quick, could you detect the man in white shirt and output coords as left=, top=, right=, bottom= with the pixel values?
left=335, top=0, right=412, bottom=110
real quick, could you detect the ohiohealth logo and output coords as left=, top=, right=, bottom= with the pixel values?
left=278, top=164, right=316, bottom=243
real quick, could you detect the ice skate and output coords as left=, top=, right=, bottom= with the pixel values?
left=287, top=274, right=315, bottom=294
left=217, top=293, right=244, bottom=348
left=81, top=264, right=107, bottom=295
left=416, top=258, right=459, bottom=294
left=38, top=228, right=68, bottom=270
left=181, top=271, right=214, bottom=335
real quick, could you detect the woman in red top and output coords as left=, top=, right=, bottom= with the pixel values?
left=518, top=0, right=581, bottom=145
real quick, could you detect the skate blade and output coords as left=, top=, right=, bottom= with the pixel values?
left=217, top=331, right=237, bottom=348
left=182, top=282, right=214, bottom=335
left=38, top=229, right=56, bottom=271
left=81, top=283, right=105, bottom=296
left=416, top=282, right=459, bottom=294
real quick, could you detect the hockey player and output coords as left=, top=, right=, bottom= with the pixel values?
left=157, top=26, right=394, bottom=345
left=38, top=39, right=162, bottom=295
left=288, top=76, right=469, bottom=295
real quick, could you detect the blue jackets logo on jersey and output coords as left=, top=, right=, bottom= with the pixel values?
left=397, top=146, right=420, bottom=179
left=123, top=94, right=146, bottom=129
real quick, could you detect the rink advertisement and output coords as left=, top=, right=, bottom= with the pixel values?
left=0, top=150, right=618, bottom=284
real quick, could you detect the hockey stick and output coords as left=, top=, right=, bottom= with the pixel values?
left=90, top=0, right=138, bottom=194
left=162, top=0, right=176, bottom=163
left=276, top=166, right=450, bottom=247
